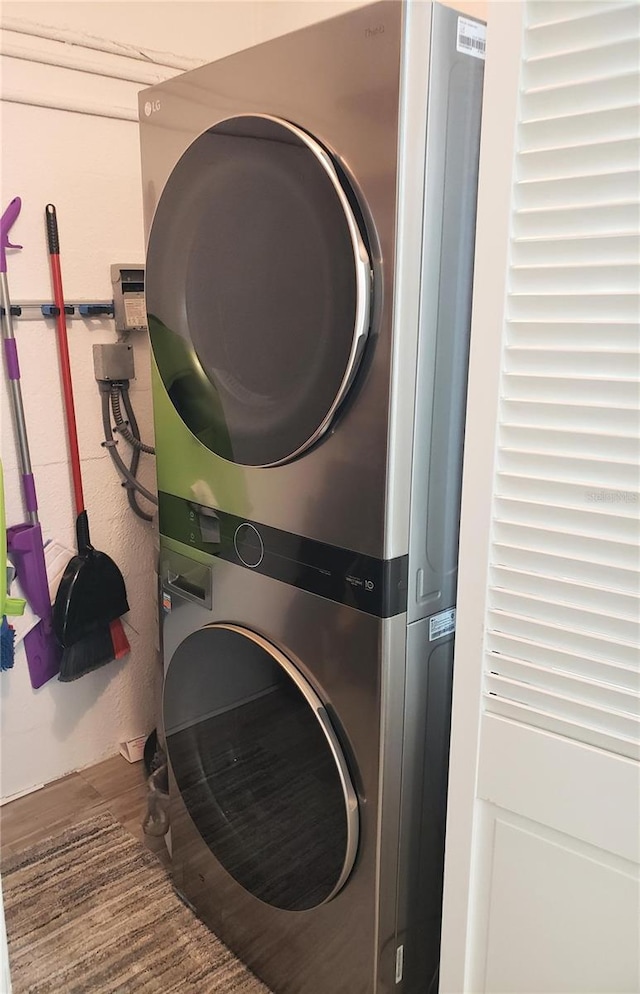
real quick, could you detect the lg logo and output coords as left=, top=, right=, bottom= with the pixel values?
left=144, top=99, right=161, bottom=117
left=365, top=580, right=374, bottom=592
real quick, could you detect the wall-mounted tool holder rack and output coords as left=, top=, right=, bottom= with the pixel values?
left=1, top=265, right=147, bottom=334
left=1, top=302, right=115, bottom=319
left=1, top=265, right=147, bottom=331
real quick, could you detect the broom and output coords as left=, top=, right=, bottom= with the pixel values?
left=45, top=204, right=130, bottom=680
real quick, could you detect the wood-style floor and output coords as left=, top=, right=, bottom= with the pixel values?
left=0, top=754, right=169, bottom=868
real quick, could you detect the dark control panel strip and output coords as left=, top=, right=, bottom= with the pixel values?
left=159, top=492, right=408, bottom=618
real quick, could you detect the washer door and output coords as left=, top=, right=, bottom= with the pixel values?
left=146, top=114, right=371, bottom=467
left=164, top=624, right=359, bottom=911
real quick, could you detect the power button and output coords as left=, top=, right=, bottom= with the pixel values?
left=233, top=523, right=264, bottom=568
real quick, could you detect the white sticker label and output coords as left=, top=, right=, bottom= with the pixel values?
left=457, top=17, right=486, bottom=60
left=429, top=608, right=456, bottom=642
left=124, top=295, right=148, bottom=330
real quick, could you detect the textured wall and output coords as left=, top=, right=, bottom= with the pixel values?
left=0, top=100, right=160, bottom=800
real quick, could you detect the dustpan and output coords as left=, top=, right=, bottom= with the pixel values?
left=45, top=204, right=129, bottom=680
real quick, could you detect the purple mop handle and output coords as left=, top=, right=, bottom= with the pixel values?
left=0, top=197, right=37, bottom=520
left=0, top=338, right=37, bottom=516
left=1, top=197, right=22, bottom=274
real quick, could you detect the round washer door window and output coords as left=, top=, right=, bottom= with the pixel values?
left=163, top=624, right=359, bottom=911
left=146, top=114, right=372, bottom=467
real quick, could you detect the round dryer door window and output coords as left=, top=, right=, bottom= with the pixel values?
left=146, top=114, right=372, bottom=467
left=163, top=624, right=359, bottom=911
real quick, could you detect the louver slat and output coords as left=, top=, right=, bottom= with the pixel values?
left=513, top=201, right=638, bottom=239
left=483, top=690, right=640, bottom=761
left=527, top=2, right=631, bottom=30
left=490, top=589, right=639, bottom=643
left=505, top=323, right=638, bottom=350
left=487, top=631, right=640, bottom=691
left=485, top=673, right=640, bottom=739
left=490, top=566, right=639, bottom=621
left=487, top=655, right=639, bottom=713
left=518, top=138, right=640, bottom=184
left=524, top=38, right=640, bottom=91
left=526, top=4, right=639, bottom=59
left=495, top=496, right=638, bottom=544
left=496, top=470, right=640, bottom=509
left=516, top=172, right=640, bottom=212
left=520, top=106, right=639, bottom=153
left=483, top=2, right=640, bottom=761
left=491, top=543, right=637, bottom=596
left=502, top=373, right=638, bottom=408
left=511, top=261, right=640, bottom=293
left=522, top=71, right=640, bottom=121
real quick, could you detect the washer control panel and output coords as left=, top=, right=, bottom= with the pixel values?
left=158, top=491, right=408, bottom=618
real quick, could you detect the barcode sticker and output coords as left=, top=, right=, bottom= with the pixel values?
left=457, top=16, right=486, bottom=60
left=429, top=608, right=456, bottom=642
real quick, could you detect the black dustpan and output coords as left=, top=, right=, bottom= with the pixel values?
left=53, top=510, right=129, bottom=648
left=47, top=203, right=130, bottom=680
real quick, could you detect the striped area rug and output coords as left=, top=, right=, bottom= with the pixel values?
left=2, top=813, right=270, bottom=993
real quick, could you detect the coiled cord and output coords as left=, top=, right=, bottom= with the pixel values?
left=111, top=384, right=155, bottom=454
left=100, top=382, right=157, bottom=520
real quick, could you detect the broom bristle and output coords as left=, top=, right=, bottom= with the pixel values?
left=1, top=617, right=16, bottom=671
left=109, top=618, right=130, bottom=660
left=58, top=618, right=130, bottom=682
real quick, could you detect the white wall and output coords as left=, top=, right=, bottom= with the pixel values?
left=0, top=43, right=159, bottom=801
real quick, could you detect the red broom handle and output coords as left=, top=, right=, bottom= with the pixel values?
left=46, top=205, right=84, bottom=516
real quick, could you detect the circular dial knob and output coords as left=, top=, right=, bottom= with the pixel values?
left=233, top=523, right=264, bottom=568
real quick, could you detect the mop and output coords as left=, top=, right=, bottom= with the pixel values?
left=1, top=197, right=61, bottom=686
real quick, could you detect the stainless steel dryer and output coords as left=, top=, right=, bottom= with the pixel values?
left=141, top=2, right=484, bottom=992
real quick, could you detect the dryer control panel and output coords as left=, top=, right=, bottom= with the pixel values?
left=158, top=491, right=408, bottom=619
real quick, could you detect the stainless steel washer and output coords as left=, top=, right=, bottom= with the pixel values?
left=142, top=2, right=485, bottom=991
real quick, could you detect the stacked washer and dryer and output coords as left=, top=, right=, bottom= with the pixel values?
left=139, top=3, right=484, bottom=992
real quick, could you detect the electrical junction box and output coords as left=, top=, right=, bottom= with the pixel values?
left=93, top=342, right=135, bottom=382
left=111, top=264, right=147, bottom=333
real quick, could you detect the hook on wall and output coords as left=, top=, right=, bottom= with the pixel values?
left=1, top=301, right=115, bottom=320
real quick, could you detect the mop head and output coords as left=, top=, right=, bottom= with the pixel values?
left=1, top=616, right=16, bottom=670
left=58, top=617, right=129, bottom=682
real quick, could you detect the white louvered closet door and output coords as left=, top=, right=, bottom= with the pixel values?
left=486, top=0, right=640, bottom=763
left=440, top=3, right=640, bottom=993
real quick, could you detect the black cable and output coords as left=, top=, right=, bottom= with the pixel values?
left=100, top=385, right=158, bottom=506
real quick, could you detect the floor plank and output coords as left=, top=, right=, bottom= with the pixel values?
left=79, top=754, right=147, bottom=801
left=1, top=774, right=104, bottom=854
left=103, top=782, right=150, bottom=841
left=0, top=755, right=163, bottom=865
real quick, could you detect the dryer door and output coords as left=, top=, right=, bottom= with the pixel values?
left=146, top=114, right=371, bottom=467
left=164, top=623, right=359, bottom=912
